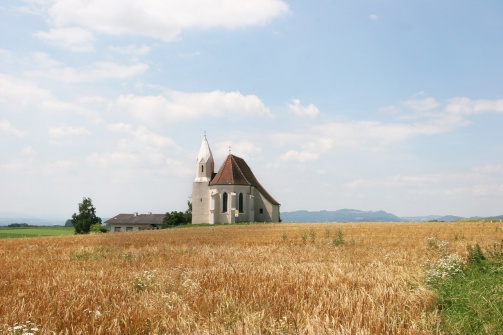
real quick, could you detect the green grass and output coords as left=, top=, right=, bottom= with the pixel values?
left=0, top=226, right=74, bottom=238
left=433, top=243, right=503, bottom=334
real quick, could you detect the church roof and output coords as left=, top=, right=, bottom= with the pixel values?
left=210, top=154, right=280, bottom=206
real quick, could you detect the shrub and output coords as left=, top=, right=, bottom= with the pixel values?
left=309, top=227, right=316, bottom=244
left=333, top=228, right=345, bottom=246
left=324, top=227, right=331, bottom=238
left=90, top=224, right=109, bottom=233
left=282, top=232, right=287, bottom=241
left=467, top=243, right=486, bottom=266
left=301, top=230, right=308, bottom=244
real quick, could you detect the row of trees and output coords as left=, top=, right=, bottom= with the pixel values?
left=162, top=201, right=192, bottom=227
left=70, top=197, right=192, bottom=234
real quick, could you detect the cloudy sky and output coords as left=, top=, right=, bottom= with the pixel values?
left=1, top=0, right=503, bottom=220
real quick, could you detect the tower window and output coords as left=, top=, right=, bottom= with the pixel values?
left=222, top=192, right=228, bottom=213
left=259, top=208, right=263, bottom=214
left=201, top=165, right=204, bottom=173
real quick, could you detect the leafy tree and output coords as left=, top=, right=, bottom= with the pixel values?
left=162, top=211, right=187, bottom=227
left=162, top=200, right=192, bottom=228
left=185, top=200, right=192, bottom=223
left=64, top=219, right=73, bottom=227
left=71, top=197, right=102, bottom=234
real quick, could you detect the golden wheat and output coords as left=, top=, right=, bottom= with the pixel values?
left=1, top=222, right=501, bottom=334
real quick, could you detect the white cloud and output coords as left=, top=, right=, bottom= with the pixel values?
left=346, top=164, right=503, bottom=198
left=21, top=146, right=36, bottom=156
left=214, top=139, right=262, bottom=161
left=1, top=157, right=77, bottom=178
left=0, top=48, right=13, bottom=58
left=288, top=99, right=320, bottom=118
left=368, top=14, right=378, bottom=21
left=0, top=74, right=102, bottom=122
left=272, top=95, right=503, bottom=163
left=27, top=54, right=149, bottom=82
left=109, top=44, right=151, bottom=56
left=114, top=90, right=272, bottom=125
left=49, top=126, right=91, bottom=137
left=0, top=120, right=26, bottom=137
left=88, top=124, right=182, bottom=178
left=402, top=97, right=440, bottom=113
left=108, top=122, right=134, bottom=133
left=280, top=149, right=319, bottom=162
left=32, top=0, right=289, bottom=47
left=34, top=27, right=95, bottom=52
left=446, top=97, right=503, bottom=115
left=271, top=132, right=332, bottom=163
left=48, top=126, right=91, bottom=146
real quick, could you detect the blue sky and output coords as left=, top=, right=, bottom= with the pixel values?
left=1, top=0, right=503, bottom=220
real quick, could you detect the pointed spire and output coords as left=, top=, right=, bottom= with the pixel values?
left=195, top=134, right=215, bottom=182
left=197, top=134, right=214, bottom=164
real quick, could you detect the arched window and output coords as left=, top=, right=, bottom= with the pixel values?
left=201, top=165, right=204, bottom=173
left=238, top=192, right=244, bottom=213
left=222, top=192, right=228, bottom=213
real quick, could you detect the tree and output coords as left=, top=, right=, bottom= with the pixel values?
left=162, top=211, right=187, bottom=227
left=71, top=197, right=102, bottom=234
left=185, top=200, right=192, bottom=223
left=162, top=200, right=192, bottom=228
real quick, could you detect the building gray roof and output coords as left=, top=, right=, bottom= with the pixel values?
left=105, top=213, right=165, bottom=225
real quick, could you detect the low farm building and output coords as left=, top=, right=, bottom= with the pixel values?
left=105, top=213, right=164, bottom=232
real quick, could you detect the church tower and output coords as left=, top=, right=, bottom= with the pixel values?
left=192, top=135, right=214, bottom=223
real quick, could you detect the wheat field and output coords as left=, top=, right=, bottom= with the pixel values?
left=1, top=222, right=501, bottom=334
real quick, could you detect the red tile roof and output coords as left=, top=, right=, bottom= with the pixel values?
left=210, top=154, right=280, bottom=206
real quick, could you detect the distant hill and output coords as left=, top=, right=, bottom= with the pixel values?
left=401, top=215, right=464, bottom=222
left=281, top=209, right=404, bottom=223
left=282, top=211, right=503, bottom=223
left=437, top=215, right=465, bottom=222
left=400, top=215, right=442, bottom=222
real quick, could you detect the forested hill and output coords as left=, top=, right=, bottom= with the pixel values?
left=281, top=210, right=503, bottom=223
left=281, top=209, right=404, bottom=222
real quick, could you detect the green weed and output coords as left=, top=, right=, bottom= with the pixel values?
left=333, top=229, right=344, bottom=246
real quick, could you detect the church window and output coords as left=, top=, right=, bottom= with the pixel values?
left=222, top=192, right=228, bottom=213
left=201, top=165, right=204, bottom=173
left=238, top=192, right=244, bottom=213
left=259, top=208, right=264, bottom=214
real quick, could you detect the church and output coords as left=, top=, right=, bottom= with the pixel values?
left=192, top=136, right=280, bottom=224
